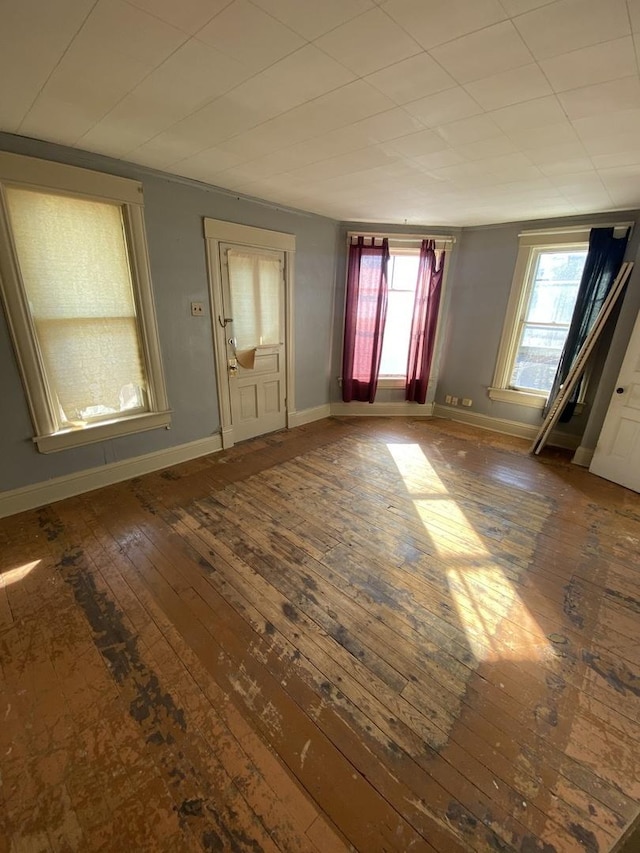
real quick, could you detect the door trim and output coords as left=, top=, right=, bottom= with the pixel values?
left=204, top=217, right=296, bottom=449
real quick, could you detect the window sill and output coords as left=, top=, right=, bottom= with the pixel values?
left=377, top=377, right=406, bottom=389
left=488, top=387, right=585, bottom=415
left=488, top=387, right=546, bottom=409
left=34, top=410, right=172, bottom=453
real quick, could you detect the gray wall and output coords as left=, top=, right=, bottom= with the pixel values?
left=0, top=133, right=339, bottom=492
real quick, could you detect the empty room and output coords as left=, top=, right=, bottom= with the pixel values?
left=1, top=0, right=640, bottom=851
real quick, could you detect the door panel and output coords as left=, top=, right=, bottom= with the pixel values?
left=590, top=307, right=640, bottom=492
left=221, top=244, right=286, bottom=443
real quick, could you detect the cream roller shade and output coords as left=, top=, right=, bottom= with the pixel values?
left=227, top=249, right=282, bottom=349
left=5, top=187, right=148, bottom=425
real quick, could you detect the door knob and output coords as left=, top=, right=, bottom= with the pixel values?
left=616, top=387, right=624, bottom=394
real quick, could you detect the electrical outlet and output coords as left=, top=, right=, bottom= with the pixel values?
left=451, top=396, right=459, bottom=406
left=462, top=398, right=472, bottom=407
left=445, top=394, right=452, bottom=404
left=191, top=301, right=204, bottom=316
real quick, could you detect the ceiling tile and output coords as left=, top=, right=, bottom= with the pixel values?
left=627, top=0, right=640, bottom=32
left=559, top=76, right=640, bottom=121
left=285, top=146, right=399, bottom=182
left=513, top=0, right=630, bottom=60
left=464, top=64, right=552, bottom=111
left=498, top=0, right=555, bottom=13
left=524, top=140, right=588, bottom=163
left=19, top=95, right=110, bottom=145
left=452, top=134, right=518, bottom=161
left=365, top=53, right=456, bottom=105
left=385, top=128, right=449, bottom=157
left=541, top=37, right=637, bottom=92
left=538, top=157, right=594, bottom=176
left=404, top=86, right=483, bottom=126
left=382, top=0, right=507, bottom=50
left=78, top=0, right=187, bottom=67
left=84, top=38, right=253, bottom=147
left=504, top=120, right=580, bottom=149
left=436, top=115, right=501, bottom=145
left=261, top=45, right=356, bottom=103
left=126, top=0, right=232, bottom=34
left=314, top=7, right=421, bottom=76
left=197, top=0, right=304, bottom=71
left=251, top=0, right=374, bottom=40
left=591, top=150, right=640, bottom=168
left=489, top=94, right=566, bottom=133
left=19, top=0, right=188, bottom=140
left=412, top=148, right=466, bottom=170
left=216, top=80, right=396, bottom=159
left=429, top=22, right=533, bottom=84
left=171, top=145, right=245, bottom=178
left=0, top=0, right=95, bottom=130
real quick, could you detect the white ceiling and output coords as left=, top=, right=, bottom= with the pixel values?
left=2, top=0, right=640, bottom=226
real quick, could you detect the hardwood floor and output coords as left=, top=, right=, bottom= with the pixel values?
left=1, top=416, right=639, bottom=852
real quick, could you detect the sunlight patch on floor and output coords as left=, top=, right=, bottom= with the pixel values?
left=387, top=442, right=550, bottom=663
left=0, top=559, right=41, bottom=587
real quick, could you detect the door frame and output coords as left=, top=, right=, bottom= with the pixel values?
left=204, top=217, right=296, bottom=449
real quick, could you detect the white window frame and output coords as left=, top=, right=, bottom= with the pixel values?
left=489, top=224, right=631, bottom=410
left=0, top=152, right=170, bottom=453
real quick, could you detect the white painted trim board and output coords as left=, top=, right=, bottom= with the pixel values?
left=0, top=434, right=222, bottom=518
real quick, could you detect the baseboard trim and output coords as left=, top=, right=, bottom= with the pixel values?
left=330, top=402, right=435, bottom=417
left=288, top=404, right=331, bottom=428
left=432, top=404, right=581, bottom=450
left=0, top=434, right=223, bottom=519
left=572, top=445, right=595, bottom=467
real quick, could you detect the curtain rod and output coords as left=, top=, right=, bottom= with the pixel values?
left=347, top=231, right=456, bottom=244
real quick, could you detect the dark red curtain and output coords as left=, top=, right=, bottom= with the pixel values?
left=342, top=236, right=389, bottom=403
left=406, top=240, right=445, bottom=404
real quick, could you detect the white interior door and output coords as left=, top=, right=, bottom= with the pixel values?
left=590, top=307, right=640, bottom=492
left=220, top=243, right=287, bottom=443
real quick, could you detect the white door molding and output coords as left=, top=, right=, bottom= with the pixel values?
left=204, top=218, right=295, bottom=449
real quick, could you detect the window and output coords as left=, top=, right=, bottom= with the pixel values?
left=491, top=229, right=590, bottom=408
left=0, top=152, right=170, bottom=452
left=378, top=249, right=421, bottom=383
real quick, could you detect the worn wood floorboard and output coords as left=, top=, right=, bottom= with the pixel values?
left=1, top=416, right=639, bottom=852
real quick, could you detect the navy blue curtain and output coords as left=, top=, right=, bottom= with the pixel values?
left=545, top=227, right=629, bottom=422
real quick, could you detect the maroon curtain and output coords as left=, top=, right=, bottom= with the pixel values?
left=342, top=236, right=389, bottom=403
left=406, top=240, right=445, bottom=404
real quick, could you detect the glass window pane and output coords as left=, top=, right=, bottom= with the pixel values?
left=510, top=248, right=587, bottom=393
left=511, top=324, right=570, bottom=392
left=379, top=252, right=420, bottom=376
left=5, top=187, right=148, bottom=424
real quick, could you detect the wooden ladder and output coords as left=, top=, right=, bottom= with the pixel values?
left=531, top=261, right=634, bottom=456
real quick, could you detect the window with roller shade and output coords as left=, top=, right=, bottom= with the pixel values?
left=0, top=152, right=170, bottom=452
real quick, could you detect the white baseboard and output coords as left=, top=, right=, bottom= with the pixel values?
left=432, top=404, right=581, bottom=450
left=572, top=445, right=594, bottom=467
left=0, top=434, right=223, bottom=519
left=288, top=404, right=331, bottom=428
left=330, top=401, right=435, bottom=417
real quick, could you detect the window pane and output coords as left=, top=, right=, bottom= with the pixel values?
left=511, top=324, right=570, bottom=392
left=379, top=252, right=420, bottom=376
left=5, top=187, right=148, bottom=425
left=510, top=248, right=587, bottom=393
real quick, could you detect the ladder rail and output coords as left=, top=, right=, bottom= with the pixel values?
left=530, top=261, right=634, bottom=455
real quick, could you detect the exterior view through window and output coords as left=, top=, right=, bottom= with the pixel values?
left=379, top=250, right=420, bottom=378
left=510, top=249, right=587, bottom=394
